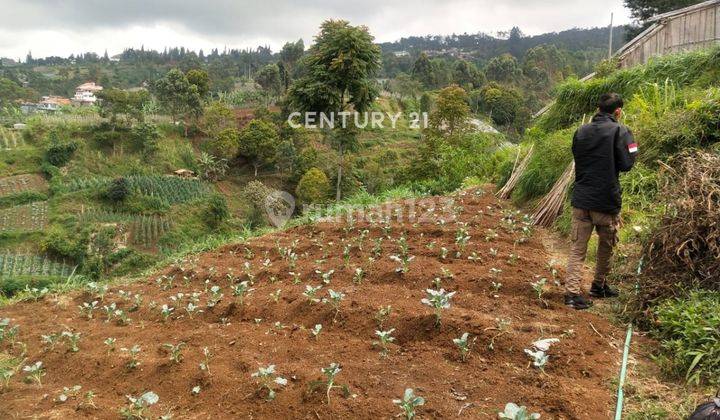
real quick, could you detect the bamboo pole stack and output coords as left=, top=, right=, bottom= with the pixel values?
left=496, top=144, right=534, bottom=200
left=531, top=161, right=575, bottom=227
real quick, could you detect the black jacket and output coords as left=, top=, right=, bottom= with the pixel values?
left=571, top=112, right=637, bottom=215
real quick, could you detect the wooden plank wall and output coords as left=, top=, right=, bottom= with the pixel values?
left=619, top=3, right=720, bottom=67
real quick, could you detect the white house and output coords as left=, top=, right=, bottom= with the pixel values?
left=72, top=82, right=103, bottom=105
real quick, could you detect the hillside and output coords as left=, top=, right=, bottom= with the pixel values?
left=0, top=187, right=630, bottom=418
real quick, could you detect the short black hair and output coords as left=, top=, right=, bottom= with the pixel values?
left=598, top=93, right=624, bottom=114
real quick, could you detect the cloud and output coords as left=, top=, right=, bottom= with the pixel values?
left=0, top=0, right=632, bottom=58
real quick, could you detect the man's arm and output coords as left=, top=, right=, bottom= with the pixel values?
left=615, top=125, right=637, bottom=172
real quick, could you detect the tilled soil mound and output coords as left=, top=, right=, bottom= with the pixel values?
left=1, top=188, right=626, bottom=419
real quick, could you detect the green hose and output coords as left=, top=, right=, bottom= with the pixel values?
left=614, top=323, right=634, bottom=420
left=615, top=257, right=643, bottom=419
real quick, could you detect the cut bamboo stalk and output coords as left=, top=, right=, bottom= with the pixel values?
left=532, top=161, right=575, bottom=227
left=497, top=144, right=534, bottom=199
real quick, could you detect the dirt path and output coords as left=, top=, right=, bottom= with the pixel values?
left=0, top=188, right=630, bottom=419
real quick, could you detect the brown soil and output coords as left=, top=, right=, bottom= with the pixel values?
left=0, top=187, right=628, bottom=419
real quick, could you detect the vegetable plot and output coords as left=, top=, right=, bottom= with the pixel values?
left=0, top=187, right=626, bottom=419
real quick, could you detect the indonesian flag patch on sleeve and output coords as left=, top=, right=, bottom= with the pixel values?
left=628, top=142, right=638, bottom=153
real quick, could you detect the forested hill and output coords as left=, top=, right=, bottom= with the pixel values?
left=379, top=25, right=627, bottom=61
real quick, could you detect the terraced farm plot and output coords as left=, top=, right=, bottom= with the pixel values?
left=0, top=252, right=76, bottom=278
left=66, top=175, right=211, bottom=205
left=80, top=210, right=172, bottom=247
left=0, top=174, right=47, bottom=197
left=0, top=201, right=48, bottom=232
left=0, top=127, right=24, bottom=149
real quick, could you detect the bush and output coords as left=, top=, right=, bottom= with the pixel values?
left=295, top=168, right=331, bottom=206
left=130, top=122, right=161, bottom=156
left=206, top=128, right=240, bottom=160
left=203, top=194, right=230, bottom=229
left=44, top=140, right=78, bottom=167
left=105, top=177, right=130, bottom=202
left=652, top=291, right=720, bottom=385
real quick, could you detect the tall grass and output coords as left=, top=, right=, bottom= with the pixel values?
left=539, top=45, right=720, bottom=131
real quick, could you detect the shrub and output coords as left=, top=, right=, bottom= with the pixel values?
left=203, top=194, right=230, bottom=229
left=652, top=291, right=720, bottom=385
left=207, top=128, right=240, bottom=160
left=44, top=140, right=78, bottom=167
left=130, top=122, right=161, bottom=156
left=296, top=168, right=331, bottom=206
left=105, top=177, right=130, bottom=203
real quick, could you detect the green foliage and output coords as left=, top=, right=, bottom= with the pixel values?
left=203, top=194, right=230, bottom=229
left=44, top=139, right=78, bottom=167
left=478, top=83, right=523, bottom=126
left=154, top=68, right=202, bottom=122
left=96, top=88, right=150, bottom=126
left=428, top=85, right=470, bottom=136
left=512, top=127, right=574, bottom=203
left=201, top=101, right=235, bottom=139
left=129, top=122, right=161, bottom=156
left=485, top=53, right=523, bottom=83
left=652, top=291, right=720, bottom=385
left=0, top=191, right=47, bottom=208
left=255, top=64, right=282, bottom=98
left=296, top=168, right=331, bottom=206
left=539, top=45, right=720, bottom=131
left=186, top=69, right=210, bottom=98
left=238, top=119, right=280, bottom=176
left=207, top=128, right=239, bottom=160
left=105, top=177, right=130, bottom=202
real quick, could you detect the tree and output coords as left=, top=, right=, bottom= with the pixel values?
left=130, top=122, right=161, bottom=156
left=279, top=39, right=305, bottom=91
left=186, top=69, right=210, bottom=98
left=154, top=69, right=202, bottom=127
left=478, top=83, right=522, bottom=126
left=238, top=119, right=280, bottom=177
left=388, top=73, right=423, bottom=99
left=429, top=85, right=470, bottom=137
left=288, top=20, right=381, bottom=201
left=201, top=101, right=236, bottom=139
left=412, top=52, right=435, bottom=88
left=96, top=88, right=150, bottom=127
left=295, top=167, right=331, bottom=206
left=484, top=54, right=523, bottom=84
left=453, top=60, right=485, bottom=90
left=255, top=64, right=282, bottom=102
left=207, top=127, right=240, bottom=160
left=197, top=152, right=229, bottom=181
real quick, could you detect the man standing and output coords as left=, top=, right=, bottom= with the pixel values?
left=564, top=93, right=637, bottom=310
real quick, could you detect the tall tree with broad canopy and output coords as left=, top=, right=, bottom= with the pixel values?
left=238, top=119, right=280, bottom=177
left=154, top=68, right=203, bottom=134
left=288, top=20, right=382, bottom=201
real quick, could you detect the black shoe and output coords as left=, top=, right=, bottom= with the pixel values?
left=589, top=283, right=619, bottom=298
left=565, top=294, right=593, bottom=310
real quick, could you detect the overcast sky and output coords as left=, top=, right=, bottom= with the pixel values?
left=0, top=0, right=633, bottom=59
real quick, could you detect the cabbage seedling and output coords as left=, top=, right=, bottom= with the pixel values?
left=23, top=361, right=45, bottom=385
left=207, top=285, right=223, bottom=308
left=323, top=289, right=345, bottom=319
left=353, top=267, right=365, bottom=284
left=163, top=342, right=185, bottom=364
left=269, top=289, right=282, bottom=303
left=185, top=302, right=202, bottom=318
left=530, top=278, right=548, bottom=307
left=160, top=304, right=174, bottom=321
left=393, top=388, right=425, bottom=419
left=1, top=368, right=14, bottom=388
left=0, top=320, right=18, bottom=346
left=104, top=337, right=116, bottom=353
left=120, top=391, right=159, bottom=420
left=453, top=332, right=476, bottom=362
left=455, top=227, right=471, bottom=252
left=498, top=402, right=540, bottom=419
left=232, top=281, right=253, bottom=305
left=373, top=329, right=396, bottom=357
left=375, top=306, right=392, bottom=328
left=251, top=365, right=287, bottom=401
left=316, top=269, right=335, bottom=285
left=121, top=345, right=142, bottom=369
left=78, top=301, right=99, bottom=319
left=421, top=288, right=456, bottom=327
left=61, top=331, right=81, bottom=352
left=309, top=363, right=349, bottom=403
left=310, top=324, right=322, bottom=339
left=303, top=285, right=322, bottom=304
left=199, top=347, right=212, bottom=375
left=389, top=254, right=414, bottom=274
left=524, top=348, right=548, bottom=371
left=57, top=385, right=82, bottom=403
